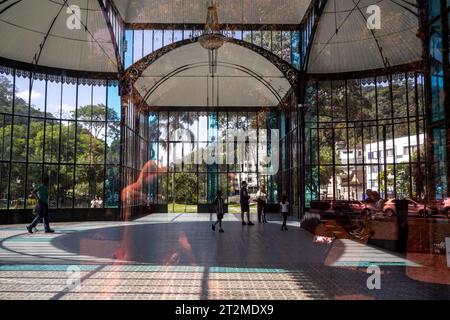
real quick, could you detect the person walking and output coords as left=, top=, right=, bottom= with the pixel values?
left=280, top=195, right=289, bottom=231
left=256, top=185, right=267, bottom=223
left=212, top=190, right=225, bottom=233
left=240, top=181, right=254, bottom=225
left=27, top=177, right=54, bottom=234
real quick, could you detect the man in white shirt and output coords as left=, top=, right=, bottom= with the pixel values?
left=280, top=196, right=289, bottom=231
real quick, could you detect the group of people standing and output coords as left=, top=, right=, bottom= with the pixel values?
left=26, top=178, right=290, bottom=236
left=90, top=196, right=104, bottom=208
left=212, top=181, right=290, bottom=233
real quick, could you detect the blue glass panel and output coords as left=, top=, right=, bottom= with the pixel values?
left=107, top=82, right=121, bottom=121
left=148, top=142, right=158, bottom=161
left=143, top=30, right=153, bottom=56
left=208, top=112, right=218, bottom=142
left=433, top=129, right=447, bottom=200
left=105, top=165, right=120, bottom=208
left=124, top=30, right=133, bottom=68
left=292, top=31, right=300, bottom=69
left=133, top=30, right=143, bottom=62
left=280, top=113, right=286, bottom=138
left=429, top=1, right=441, bottom=18
left=207, top=164, right=218, bottom=203
left=148, top=112, right=158, bottom=141
left=431, top=65, right=445, bottom=122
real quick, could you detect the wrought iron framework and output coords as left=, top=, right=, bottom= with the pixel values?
left=122, top=36, right=299, bottom=88
left=0, top=1, right=447, bottom=222
left=119, top=35, right=300, bottom=218
left=0, top=67, right=121, bottom=213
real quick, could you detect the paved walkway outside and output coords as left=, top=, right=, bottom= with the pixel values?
left=0, top=213, right=449, bottom=300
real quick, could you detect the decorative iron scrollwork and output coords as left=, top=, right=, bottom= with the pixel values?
left=123, top=36, right=299, bottom=88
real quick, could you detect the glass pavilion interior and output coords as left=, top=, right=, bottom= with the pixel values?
left=0, top=0, right=448, bottom=223
left=0, top=0, right=450, bottom=301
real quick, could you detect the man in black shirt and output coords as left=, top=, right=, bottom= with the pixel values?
left=240, top=181, right=254, bottom=225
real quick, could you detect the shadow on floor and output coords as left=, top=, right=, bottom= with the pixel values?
left=49, top=221, right=450, bottom=299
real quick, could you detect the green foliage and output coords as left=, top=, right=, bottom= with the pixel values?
left=377, top=150, right=426, bottom=199
left=168, top=173, right=198, bottom=205
left=307, top=78, right=424, bottom=197
left=0, top=75, right=120, bottom=206
left=243, top=31, right=296, bottom=64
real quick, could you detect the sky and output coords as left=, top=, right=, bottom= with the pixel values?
left=12, top=74, right=120, bottom=119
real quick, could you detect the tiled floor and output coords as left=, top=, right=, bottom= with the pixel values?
left=0, top=213, right=449, bottom=300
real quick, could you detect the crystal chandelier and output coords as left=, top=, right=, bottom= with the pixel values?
left=199, top=1, right=225, bottom=74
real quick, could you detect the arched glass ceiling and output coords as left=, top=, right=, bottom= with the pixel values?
left=0, top=0, right=423, bottom=76
left=307, top=0, right=422, bottom=74
left=133, top=41, right=292, bottom=107
left=112, top=0, right=312, bottom=25
left=0, top=0, right=118, bottom=73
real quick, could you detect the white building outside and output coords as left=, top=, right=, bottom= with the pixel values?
left=323, top=134, right=425, bottom=200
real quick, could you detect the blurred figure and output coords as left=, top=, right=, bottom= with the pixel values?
left=240, top=181, right=253, bottom=225
left=280, top=195, right=289, bottom=231
left=256, top=185, right=267, bottom=223
left=212, top=190, right=225, bottom=233
left=90, top=196, right=103, bottom=208
left=121, top=160, right=159, bottom=220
